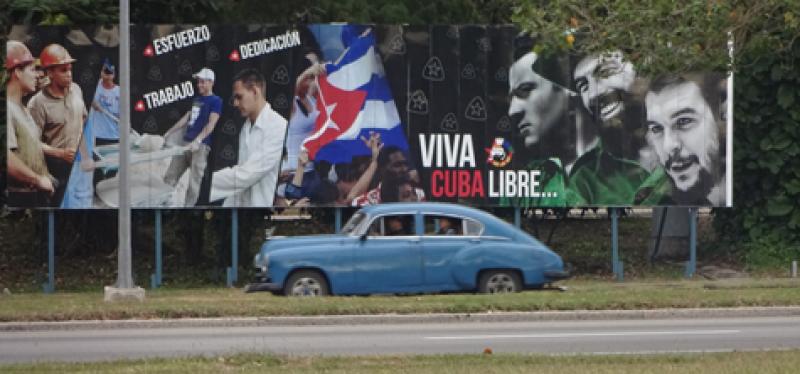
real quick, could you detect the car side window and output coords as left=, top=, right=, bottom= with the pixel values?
left=423, top=215, right=463, bottom=236
left=369, top=214, right=415, bottom=236
left=463, top=218, right=483, bottom=236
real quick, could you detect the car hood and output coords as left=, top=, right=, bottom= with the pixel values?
left=259, top=234, right=350, bottom=255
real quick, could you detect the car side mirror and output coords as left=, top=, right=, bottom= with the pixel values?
left=360, top=233, right=368, bottom=241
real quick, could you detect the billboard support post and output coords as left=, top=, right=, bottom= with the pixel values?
left=150, top=210, right=163, bottom=289
left=514, top=207, right=521, bottom=228
left=43, top=211, right=55, bottom=294
left=104, top=0, right=144, bottom=302
left=611, top=208, right=623, bottom=282
left=335, top=208, right=342, bottom=233
left=227, top=209, right=239, bottom=287
left=685, top=208, right=697, bottom=278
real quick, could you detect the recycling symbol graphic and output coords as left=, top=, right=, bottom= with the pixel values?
left=388, top=35, right=406, bottom=55
left=206, top=45, right=220, bottom=62
left=178, top=60, right=193, bottom=76
left=142, top=115, right=158, bottom=132
left=221, top=145, right=236, bottom=161
left=496, top=116, right=511, bottom=132
left=147, top=65, right=162, bottom=82
left=465, top=96, right=487, bottom=121
left=461, top=63, right=477, bottom=80
left=271, top=65, right=290, bottom=85
left=407, top=90, right=429, bottom=115
left=494, top=68, right=508, bottom=82
left=273, top=93, right=289, bottom=109
left=422, top=57, right=445, bottom=81
left=222, top=120, right=237, bottom=135
left=440, top=113, right=459, bottom=132
left=477, top=37, right=492, bottom=53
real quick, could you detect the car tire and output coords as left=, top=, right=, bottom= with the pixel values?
left=478, top=270, right=522, bottom=294
left=283, top=270, right=330, bottom=297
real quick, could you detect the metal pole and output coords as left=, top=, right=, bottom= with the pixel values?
left=686, top=208, right=697, bottom=278
left=514, top=207, right=521, bottom=228
left=335, top=208, right=342, bottom=233
left=117, top=0, right=132, bottom=289
left=44, top=211, right=55, bottom=293
left=228, top=209, right=239, bottom=287
left=105, top=0, right=143, bottom=301
left=792, top=260, right=797, bottom=278
left=611, top=208, right=622, bottom=281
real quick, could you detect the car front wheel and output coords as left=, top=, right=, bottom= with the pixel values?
left=478, top=270, right=522, bottom=294
left=283, top=270, right=330, bottom=297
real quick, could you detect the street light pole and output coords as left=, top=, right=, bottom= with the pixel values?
left=105, top=0, right=145, bottom=301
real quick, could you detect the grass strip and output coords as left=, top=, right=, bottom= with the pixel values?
left=1, top=278, right=798, bottom=322
left=3, top=350, right=800, bottom=373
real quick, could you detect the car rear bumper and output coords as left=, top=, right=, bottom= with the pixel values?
left=243, top=282, right=282, bottom=293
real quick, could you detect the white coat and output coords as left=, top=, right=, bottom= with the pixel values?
left=209, top=103, right=287, bottom=207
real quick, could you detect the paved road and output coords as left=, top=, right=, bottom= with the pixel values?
left=2, top=316, right=799, bottom=363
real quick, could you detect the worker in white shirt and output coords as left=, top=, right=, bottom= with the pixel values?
left=209, top=68, right=287, bottom=207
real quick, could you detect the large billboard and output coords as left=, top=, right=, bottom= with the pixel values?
left=5, top=24, right=732, bottom=209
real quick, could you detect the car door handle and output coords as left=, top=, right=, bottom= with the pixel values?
left=408, top=238, right=421, bottom=243
left=469, top=238, right=481, bottom=243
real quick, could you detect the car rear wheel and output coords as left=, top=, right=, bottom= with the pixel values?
left=283, top=270, right=329, bottom=297
left=478, top=270, right=521, bottom=294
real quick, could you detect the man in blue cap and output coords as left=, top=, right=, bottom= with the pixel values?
left=163, top=67, right=222, bottom=206
left=91, top=58, right=120, bottom=146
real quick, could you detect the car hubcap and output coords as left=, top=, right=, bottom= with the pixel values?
left=291, top=277, right=322, bottom=296
left=486, top=274, right=516, bottom=293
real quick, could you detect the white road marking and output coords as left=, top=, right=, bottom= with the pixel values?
left=424, top=329, right=741, bottom=340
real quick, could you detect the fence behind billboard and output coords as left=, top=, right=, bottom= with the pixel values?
left=6, top=24, right=732, bottom=209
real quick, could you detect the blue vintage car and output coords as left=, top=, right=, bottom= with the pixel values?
left=246, top=202, right=569, bottom=296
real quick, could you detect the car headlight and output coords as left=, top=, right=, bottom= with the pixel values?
left=254, top=253, right=269, bottom=268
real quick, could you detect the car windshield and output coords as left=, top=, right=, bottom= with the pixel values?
left=341, top=212, right=367, bottom=235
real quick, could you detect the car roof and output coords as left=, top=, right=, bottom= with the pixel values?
left=359, top=202, right=502, bottom=223
left=357, top=202, right=535, bottom=242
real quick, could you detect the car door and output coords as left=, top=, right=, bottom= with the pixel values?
left=354, top=213, right=423, bottom=293
left=420, top=214, right=483, bottom=291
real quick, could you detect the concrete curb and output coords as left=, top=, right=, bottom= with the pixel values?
left=2, top=306, right=800, bottom=332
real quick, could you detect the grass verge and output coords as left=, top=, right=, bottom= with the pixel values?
left=2, top=350, right=800, bottom=373
left=0, top=278, right=798, bottom=322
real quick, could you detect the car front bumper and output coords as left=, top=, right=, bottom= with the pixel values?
left=544, top=269, right=572, bottom=281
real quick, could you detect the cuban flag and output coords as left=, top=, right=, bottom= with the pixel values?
left=302, top=27, right=409, bottom=163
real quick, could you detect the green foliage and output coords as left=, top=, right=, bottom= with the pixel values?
left=218, top=0, right=515, bottom=24
left=742, top=232, right=800, bottom=270
left=9, top=0, right=119, bottom=25
left=512, top=0, right=800, bottom=75
left=714, top=18, right=800, bottom=256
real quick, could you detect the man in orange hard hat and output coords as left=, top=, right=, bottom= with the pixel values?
left=6, top=40, right=56, bottom=206
left=27, top=43, right=94, bottom=207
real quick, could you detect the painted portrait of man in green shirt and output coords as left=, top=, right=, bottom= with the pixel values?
left=500, top=37, right=648, bottom=208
